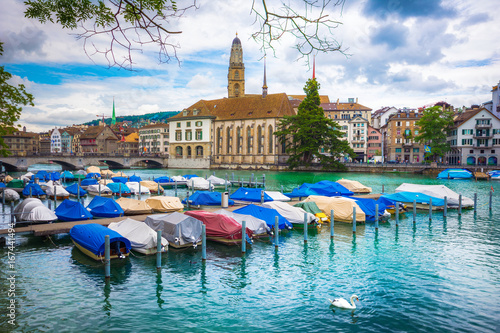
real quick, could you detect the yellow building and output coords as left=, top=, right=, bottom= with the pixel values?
left=382, top=110, right=424, bottom=163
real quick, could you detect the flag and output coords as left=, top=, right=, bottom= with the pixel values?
left=492, top=186, right=494, bottom=193
left=424, top=145, right=431, bottom=153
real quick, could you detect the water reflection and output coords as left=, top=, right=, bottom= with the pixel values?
left=200, top=261, right=207, bottom=295
left=102, top=283, right=111, bottom=316
left=156, top=271, right=165, bottom=308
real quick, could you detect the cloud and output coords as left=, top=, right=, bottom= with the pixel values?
left=370, top=23, right=408, bottom=48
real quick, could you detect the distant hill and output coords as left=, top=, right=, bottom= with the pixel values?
left=86, top=111, right=180, bottom=127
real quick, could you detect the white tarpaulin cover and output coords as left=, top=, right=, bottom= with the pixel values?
left=207, top=175, right=228, bottom=186
left=304, top=195, right=366, bottom=222
left=126, top=182, right=151, bottom=194
left=262, top=201, right=318, bottom=224
left=86, top=184, right=113, bottom=195
left=20, top=172, right=34, bottom=182
left=171, top=176, right=187, bottom=182
left=3, top=189, right=20, bottom=202
left=144, top=212, right=202, bottom=248
left=45, top=185, right=69, bottom=197
left=108, top=218, right=168, bottom=254
left=395, top=183, right=473, bottom=207
left=186, top=177, right=214, bottom=190
left=145, top=196, right=184, bottom=213
left=214, top=209, right=270, bottom=235
left=265, top=191, right=291, bottom=202
left=336, top=179, right=372, bottom=193
left=14, top=198, right=57, bottom=222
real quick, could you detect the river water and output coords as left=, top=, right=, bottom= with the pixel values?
left=1, top=166, right=499, bottom=332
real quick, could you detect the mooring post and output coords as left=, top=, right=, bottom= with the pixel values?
left=53, top=186, right=57, bottom=209
left=48, top=200, right=51, bottom=210
left=98, top=183, right=101, bottom=197
left=232, top=172, right=235, bottom=182
left=375, top=204, right=379, bottom=229
left=139, top=182, right=142, bottom=198
left=105, top=235, right=111, bottom=281
left=444, top=196, right=447, bottom=217
left=225, top=174, right=228, bottom=192
left=429, top=197, right=433, bottom=221
left=263, top=174, right=266, bottom=188
left=201, top=225, right=207, bottom=261
left=474, top=193, right=477, bottom=213
left=156, top=230, right=162, bottom=270
left=241, top=220, right=246, bottom=253
left=209, top=180, right=212, bottom=192
left=186, top=191, right=190, bottom=209
left=459, top=194, right=462, bottom=215
left=274, top=216, right=279, bottom=248
left=489, top=191, right=493, bottom=211
left=413, top=200, right=416, bottom=223
left=382, top=184, right=385, bottom=193
left=395, top=202, right=399, bottom=226
left=174, top=180, right=178, bottom=197
left=158, top=182, right=160, bottom=195
left=303, top=213, right=308, bottom=243
left=281, top=185, right=284, bottom=194
left=119, top=183, right=122, bottom=198
left=352, top=207, right=356, bottom=234
left=10, top=202, right=14, bottom=223
left=330, top=209, right=334, bottom=238
left=2, top=189, right=5, bottom=207
left=260, top=190, right=264, bottom=204
left=251, top=173, right=254, bottom=186
left=29, top=186, right=32, bottom=198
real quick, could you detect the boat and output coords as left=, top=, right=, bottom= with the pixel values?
left=45, top=185, right=70, bottom=200
left=207, top=175, right=228, bottom=187
left=380, top=192, right=445, bottom=210
left=145, top=196, right=184, bottom=213
left=293, top=201, right=330, bottom=223
left=86, top=166, right=101, bottom=174
left=184, top=210, right=253, bottom=246
left=285, top=181, right=354, bottom=199
left=65, top=183, right=87, bottom=197
left=126, top=182, right=151, bottom=195
left=115, top=197, right=154, bottom=215
left=33, top=171, right=49, bottom=181
left=13, top=198, right=57, bottom=224
left=129, top=175, right=142, bottom=182
left=351, top=197, right=391, bottom=221
left=85, top=172, right=101, bottom=180
left=140, top=180, right=164, bottom=194
left=22, top=183, right=46, bottom=198
left=336, top=179, right=372, bottom=194
left=70, top=223, right=131, bottom=260
left=233, top=204, right=292, bottom=230
left=144, top=212, right=202, bottom=249
left=6, top=179, right=24, bottom=192
left=230, top=187, right=273, bottom=203
left=106, top=182, right=132, bottom=196
left=183, top=191, right=234, bottom=208
left=436, top=168, right=473, bottom=179
left=60, top=171, right=75, bottom=181
left=395, top=183, right=474, bottom=208
left=110, top=171, right=127, bottom=178
left=170, top=175, right=188, bottom=186
left=86, top=184, right=113, bottom=197
left=55, top=199, right=93, bottom=222
left=111, top=176, right=129, bottom=184
left=303, top=196, right=366, bottom=223
left=488, top=170, right=500, bottom=180
left=213, top=209, right=270, bottom=238
left=262, top=201, right=319, bottom=229
left=98, top=179, right=114, bottom=185
left=108, top=218, right=168, bottom=255
left=86, top=196, right=124, bottom=218
left=80, top=178, right=98, bottom=187
left=183, top=174, right=199, bottom=179
left=20, top=172, right=34, bottom=182
left=186, top=177, right=214, bottom=190
left=264, top=191, right=291, bottom=202
left=1, top=188, right=20, bottom=202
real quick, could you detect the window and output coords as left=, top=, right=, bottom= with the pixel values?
left=237, top=127, right=242, bottom=154
left=185, top=130, right=192, bottom=141
left=406, top=121, right=410, bottom=126
left=195, top=121, right=203, bottom=127
left=176, top=122, right=181, bottom=128
left=226, top=127, right=231, bottom=154
left=268, top=125, right=273, bottom=154
left=396, top=121, right=401, bottom=126
left=196, top=130, right=203, bottom=141
left=196, top=146, right=203, bottom=157
left=187, top=146, right=192, bottom=157
left=414, top=130, right=419, bottom=135
left=397, top=129, right=401, bottom=135
left=176, top=146, right=183, bottom=156
left=247, top=126, right=252, bottom=154
left=395, top=148, right=402, bottom=153
left=413, top=148, right=419, bottom=153
left=186, top=122, right=191, bottom=127
left=175, top=131, right=181, bottom=141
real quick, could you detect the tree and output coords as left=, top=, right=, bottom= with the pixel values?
left=414, top=105, right=454, bottom=162
left=275, top=78, right=353, bottom=170
left=0, top=42, right=35, bottom=157
left=24, top=0, right=346, bottom=69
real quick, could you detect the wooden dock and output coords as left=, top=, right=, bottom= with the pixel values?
left=474, top=172, right=489, bottom=180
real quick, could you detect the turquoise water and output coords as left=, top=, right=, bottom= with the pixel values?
left=1, top=168, right=500, bottom=332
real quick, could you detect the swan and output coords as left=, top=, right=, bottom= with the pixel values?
left=329, top=295, right=359, bottom=309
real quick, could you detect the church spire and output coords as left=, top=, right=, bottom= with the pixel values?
left=112, top=97, right=116, bottom=125
left=228, top=33, right=245, bottom=98
left=312, top=55, right=316, bottom=80
left=262, top=57, right=268, bottom=98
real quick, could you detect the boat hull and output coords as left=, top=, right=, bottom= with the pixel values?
left=72, top=240, right=130, bottom=261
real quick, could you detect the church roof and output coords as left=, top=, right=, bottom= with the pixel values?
left=232, top=35, right=241, bottom=45
left=289, top=95, right=330, bottom=104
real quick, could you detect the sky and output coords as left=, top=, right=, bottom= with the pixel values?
left=1, top=0, right=499, bottom=132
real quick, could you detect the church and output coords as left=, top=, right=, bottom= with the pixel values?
left=168, top=34, right=296, bottom=170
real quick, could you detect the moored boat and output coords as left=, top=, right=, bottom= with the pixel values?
left=108, top=218, right=168, bottom=255
left=70, top=223, right=131, bottom=260
left=144, top=212, right=202, bottom=249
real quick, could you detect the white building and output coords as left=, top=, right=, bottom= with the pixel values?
left=138, top=123, right=170, bottom=155
left=348, top=116, right=369, bottom=162
left=371, top=106, right=398, bottom=129
left=50, top=128, right=61, bottom=153
left=446, top=107, right=500, bottom=166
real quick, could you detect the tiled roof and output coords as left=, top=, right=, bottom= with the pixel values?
left=80, top=126, right=105, bottom=139
left=289, top=95, right=330, bottom=104
left=2, top=131, right=38, bottom=138
left=139, top=123, right=169, bottom=129
left=453, top=108, right=483, bottom=127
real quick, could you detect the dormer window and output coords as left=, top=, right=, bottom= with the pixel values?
left=183, top=110, right=189, bottom=116
left=193, top=109, right=200, bottom=116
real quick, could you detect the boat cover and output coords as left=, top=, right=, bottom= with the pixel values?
left=230, top=187, right=273, bottom=202
left=233, top=204, right=292, bottom=230
left=336, top=179, right=372, bottom=193
left=98, top=179, right=114, bottom=185
left=0, top=182, right=5, bottom=188
left=126, top=182, right=151, bottom=194
left=49, top=172, right=61, bottom=181
left=185, top=210, right=253, bottom=241
left=86, top=196, right=124, bottom=218
left=262, top=201, right=318, bottom=224
left=183, top=174, right=199, bottom=179
left=116, top=197, right=153, bottom=215
left=55, top=199, right=93, bottom=221
left=86, top=184, right=113, bottom=195
left=107, top=182, right=131, bottom=195
left=60, top=171, right=75, bottom=180
left=85, top=172, right=101, bottom=179
left=144, top=212, right=202, bottom=246
left=2, top=189, right=20, bottom=201
left=34, top=171, right=49, bottom=181
left=7, top=179, right=24, bottom=188
left=65, top=183, right=87, bottom=196
left=286, top=181, right=354, bottom=198
left=293, top=201, right=322, bottom=215
left=75, top=170, right=87, bottom=176
left=46, top=185, right=70, bottom=197
left=265, top=191, right=291, bottom=202
left=100, top=169, right=114, bottom=176
left=183, top=191, right=234, bottom=206
left=436, top=168, right=473, bottom=179
left=14, top=198, right=57, bottom=222
left=140, top=180, right=163, bottom=192
left=381, top=192, right=445, bottom=206
left=207, top=175, right=227, bottom=186
left=186, top=177, right=214, bottom=190
left=21, top=172, right=34, bottom=182
left=129, top=175, right=142, bottom=182
left=81, top=178, right=98, bottom=186
left=110, top=171, right=127, bottom=177
left=70, top=223, right=131, bottom=256
left=111, top=177, right=129, bottom=184
left=170, top=175, right=187, bottom=182
left=22, top=183, right=46, bottom=197
left=86, top=166, right=101, bottom=174
left=395, top=183, right=474, bottom=207
left=304, top=196, right=366, bottom=222
left=108, top=218, right=168, bottom=253
left=154, top=176, right=171, bottom=183
left=145, top=196, right=184, bottom=213
left=214, top=209, right=270, bottom=235
left=351, top=197, right=390, bottom=222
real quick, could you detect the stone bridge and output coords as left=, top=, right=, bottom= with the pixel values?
left=0, top=155, right=167, bottom=172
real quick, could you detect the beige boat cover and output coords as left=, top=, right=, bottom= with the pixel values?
left=111, top=171, right=127, bottom=177
left=336, top=179, right=372, bottom=193
left=116, top=197, right=154, bottom=215
left=86, top=166, right=101, bottom=174
left=145, top=196, right=184, bottom=213
left=100, top=169, right=114, bottom=176
left=5, top=175, right=13, bottom=183
left=98, top=179, right=114, bottom=185
left=141, top=180, right=164, bottom=193
left=304, top=195, right=366, bottom=222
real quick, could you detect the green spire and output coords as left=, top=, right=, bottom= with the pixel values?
left=112, top=98, right=116, bottom=125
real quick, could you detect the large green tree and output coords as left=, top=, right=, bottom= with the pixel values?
left=0, top=43, right=35, bottom=157
left=275, top=78, right=353, bottom=170
left=414, top=105, right=454, bottom=162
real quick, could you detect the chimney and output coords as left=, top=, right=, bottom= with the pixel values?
left=356, top=97, right=358, bottom=103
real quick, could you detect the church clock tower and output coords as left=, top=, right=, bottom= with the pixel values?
left=228, top=33, right=245, bottom=98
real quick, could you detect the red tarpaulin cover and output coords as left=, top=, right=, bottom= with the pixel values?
left=185, top=210, right=253, bottom=241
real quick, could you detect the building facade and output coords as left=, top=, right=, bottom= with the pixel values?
left=348, top=116, right=369, bottom=162
left=1, top=130, right=39, bottom=156
left=366, top=126, right=382, bottom=159
left=371, top=106, right=398, bottom=129
left=79, top=126, right=119, bottom=155
left=50, top=128, right=61, bottom=153
left=228, top=34, right=245, bottom=98
left=138, top=123, right=170, bottom=155
left=117, top=133, right=139, bottom=156
left=382, top=110, right=424, bottom=163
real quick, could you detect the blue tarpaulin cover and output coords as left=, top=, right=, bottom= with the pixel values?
left=380, top=192, right=445, bottom=206
left=55, top=199, right=93, bottom=221
left=233, top=204, right=291, bottom=230
left=436, top=169, right=473, bottom=179
left=351, top=197, right=389, bottom=222
left=230, top=187, right=273, bottom=202
left=86, top=196, right=124, bottom=218
left=60, top=171, right=75, bottom=180
left=183, top=174, right=198, bottom=179
left=33, top=170, right=49, bottom=181
left=129, top=175, right=142, bottom=182
left=85, top=172, right=101, bottom=179
left=111, top=177, right=128, bottom=184
left=49, top=172, right=61, bottom=181
left=65, top=183, right=87, bottom=196
left=22, top=183, right=46, bottom=196
left=0, top=183, right=5, bottom=188
left=183, top=191, right=235, bottom=206
left=70, top=223, right=131, bottom=256
left=107, top=182, right=131, bottom=195
left=286, top=181, right=354, bottom=198
left=154, top=176, right=171, bottom=183
left=81, top=178, right=98, bottom=186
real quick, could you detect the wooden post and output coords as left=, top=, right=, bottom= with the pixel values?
left=241, top=220, right=246, bottom=253
left=201, top=225, right=206, bottom=261
left=395, top=202, right=399, bottom=226
left=104, top=235, right=110, bottom=281
left=429, top=197, right=432, bottom=221
left=443, top=196, right=447, bottom=217
left=303, top=213, right=308, bottom=243
left=352, top=206, right=356, bottom=234
left=459, top=194, right=462, bottom=215
left=375, top=204, right=379, bottom=229
left=330, top=209, right=334, bottom=238
left=156, top=230, right=162, bottom=271
left=274, top=216, right=279, bottom=248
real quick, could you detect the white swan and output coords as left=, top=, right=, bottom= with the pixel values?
left=329, top=295, right=359, bottom=309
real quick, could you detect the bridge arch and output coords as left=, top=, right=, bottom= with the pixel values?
left=98, top=159, right=125, bottom=169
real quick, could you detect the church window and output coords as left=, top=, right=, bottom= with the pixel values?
left=268, top=125, right=273, bottom=154
left=226, top=127, right=231, bottom=154
left=247, top=126, right=252, bottom=154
